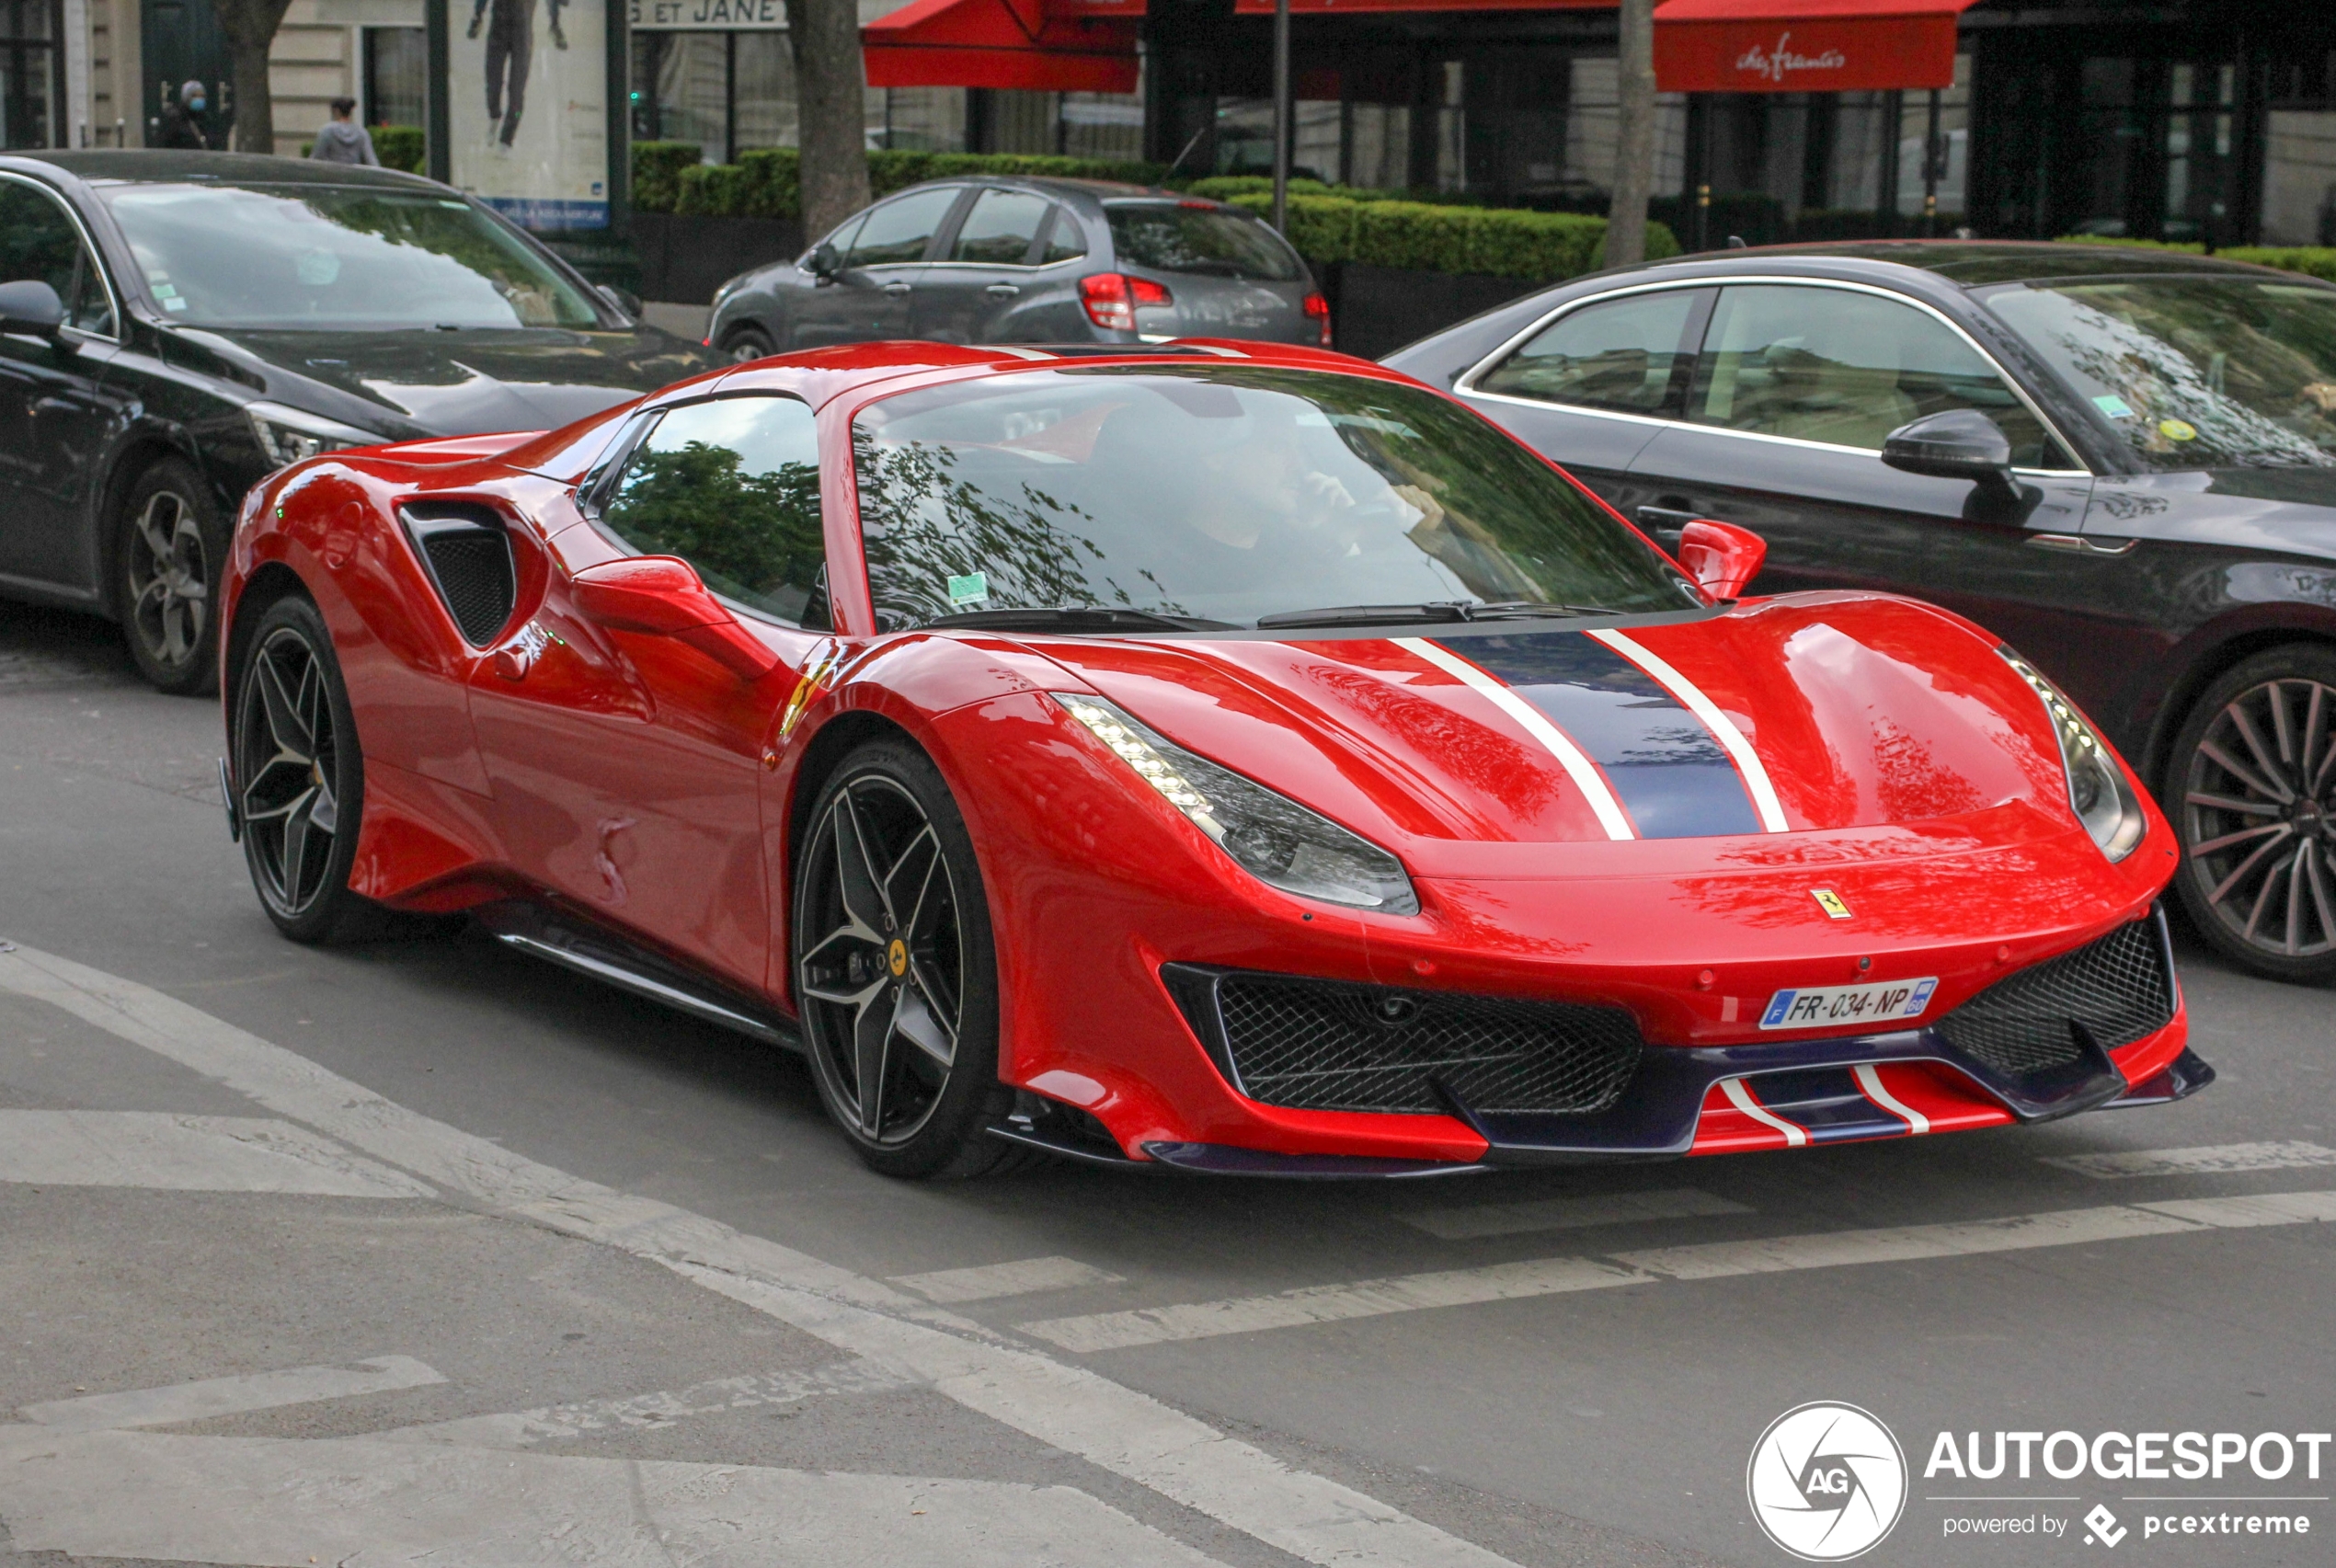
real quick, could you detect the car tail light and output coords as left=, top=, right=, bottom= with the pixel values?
left=1080, top=272, right=1172, bottom=332
left=1303, top=292, right=1332, bottom=348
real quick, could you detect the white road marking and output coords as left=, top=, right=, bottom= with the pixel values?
left=893, top=1254, right=1127, bottom=1302
left=22, top=1356, right=446, bottom=1433
left=0, top=1108, right=430, bottom=1196
left=381, top=1357, right=918, bottom=1449
left=1721, top=1076, right=1807, bottom=1146
left=2041, top=1140, right=2336, bottom=1179
left=0, top=1426, right=1229, bottom=1568
left=1855, top=1065, right=1930, bottom=1135
left=0, top=942, right=1520, bottom=1568
left=1393, top=635, right=1635, bottom=840
left=1587, top=627, right=1791, bottom=832
left=1019, top=1195, right=2336, bottom=1352
left=1400, top=1186, right=1752, bottom=1241
left=1020, top=1257, right=1654, bottom=1354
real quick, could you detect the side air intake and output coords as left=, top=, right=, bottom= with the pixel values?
left=402, top=506, right=516, bottom=647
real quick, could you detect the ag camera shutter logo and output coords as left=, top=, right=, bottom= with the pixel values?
left=1748, top=1402, right=1908, bottom=1560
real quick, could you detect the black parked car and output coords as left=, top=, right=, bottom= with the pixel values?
left=0, top=151, right=719, bottom=693
left=1387, top=243, right=2336, bottom=983
left=704, top=177, right=1331, bottom=360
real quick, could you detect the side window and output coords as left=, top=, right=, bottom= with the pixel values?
left=0, top=183, right=110, bottom=336
left=808, top=214, right=865, bottom=269
left=1689, top=285, right=2068, bottom=465
left=846, top=189, right=960, bottom=269
left=1037, top=206, right=1088, bottom=265
left=1474, top=290, right=1704, bottom=416
left=596, top=395, right=829, bottom=629
left=949, top=189, right=1050, bottom=265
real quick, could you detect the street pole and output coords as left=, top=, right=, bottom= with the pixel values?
left=1922, top=87, right=1942, bottom=238
left=1272, top=0, right=1290, bottom=233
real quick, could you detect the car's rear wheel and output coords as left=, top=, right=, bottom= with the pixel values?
left=119, top=458, right=227, bottom=694
left=2166, top=646, right=2336, bottom=983
left=794, top=738, right=1023, bottom=1177
left=722, top=325, right=775, bottom=363
left=230, top=596, right=371, bottom=944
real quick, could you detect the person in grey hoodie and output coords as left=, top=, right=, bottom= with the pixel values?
left=309, top=98, right=379, bottom=166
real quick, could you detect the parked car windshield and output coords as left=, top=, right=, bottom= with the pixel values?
left=1105, top=203, right=1303, bottom=282
left=97, top=182, right=608, bottom=330
left=852, top=366, right=1697, bottom=629
left=1984, top=275, right=2336, bottom=468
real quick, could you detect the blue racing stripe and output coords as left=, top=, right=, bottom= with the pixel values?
left=1440, top=633, right=1763, bottom=839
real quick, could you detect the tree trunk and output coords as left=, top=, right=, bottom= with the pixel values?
left=212, top=0, right=296, bottom=154
left=783, top=0, right=872, bottom=238
left=1608, top=0, right=1656, bottom=268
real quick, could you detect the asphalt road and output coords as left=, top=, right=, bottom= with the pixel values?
left=2, top=598, right=2330, bottom=1568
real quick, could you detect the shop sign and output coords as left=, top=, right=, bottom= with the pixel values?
left=629, top=0, right=785, bottom=29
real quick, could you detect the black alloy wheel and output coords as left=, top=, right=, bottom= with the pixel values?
left=794, top=738, right=1020, bottom=1177
left=120, top=458, right=228, bottom=694
left=723, top=325, right=776, bottom=364
left=230, top=597, right=369, bottom=943
left=2168, top=647, right=2336, bottom=982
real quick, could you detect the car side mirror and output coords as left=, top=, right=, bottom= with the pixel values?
left=570, top=555, right=778, bottom=679
left=1677, top=519, right=1768, bottom=601
left=1881, top=409, right=2015, bottom=489
left=807, top=243, right=842, bottom=283
left=595, top=282, right=642, bottom=320
left=0, top=279, right=65, bottom=339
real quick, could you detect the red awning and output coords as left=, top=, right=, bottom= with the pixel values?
left=1653, top=0, right=1979, bottom=94
left=863, top=0, right=1140, bottom=93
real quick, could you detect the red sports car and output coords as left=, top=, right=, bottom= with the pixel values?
left=217, top=339, right=2208, bottom=1178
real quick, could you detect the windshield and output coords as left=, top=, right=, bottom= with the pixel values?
left=1983, top=276, right=2336, bottom=468
left=851, top=367, right=1697, bottom=631
left=1105, top=204, right=1303, bottom=282
left=97, top=183, right=607, bottom=330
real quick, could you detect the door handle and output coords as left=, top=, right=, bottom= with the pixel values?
left=985, top=283, right=1020, bottom=298
left=883, top=280, right=913, bottom=296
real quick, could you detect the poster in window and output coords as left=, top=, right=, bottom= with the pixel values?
left=449, top=0, right=609, bottom=229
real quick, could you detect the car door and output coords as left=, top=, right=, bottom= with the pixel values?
left=0, top=177, right=127, bottom=591
left=467, top=393, right=832, bottom=995
left=1614, top=280, right=2096, bottom=667
left=914, top=186, right=1053, bottom=345
left=787, top=187, right=963, bottom=350
left=1450, top=285, right=1712, bottom=512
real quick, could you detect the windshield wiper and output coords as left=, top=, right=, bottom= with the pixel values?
left=923, top=607, right=1236, bottom=633
left=1254, top=601, right=1618, bottom=629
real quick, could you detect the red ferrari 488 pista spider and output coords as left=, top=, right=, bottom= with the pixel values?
left=218, top=339, right=2209, bottom=1177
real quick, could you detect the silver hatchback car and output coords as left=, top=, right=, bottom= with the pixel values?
left=704, top=177, right=1331, bottom=358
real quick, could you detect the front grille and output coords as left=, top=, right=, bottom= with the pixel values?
left=405, top=509, right=516, bottom=647
left=1191, top=970, right=1643, bottom=1116
left=1936, top=917, right=2174, bottom=1078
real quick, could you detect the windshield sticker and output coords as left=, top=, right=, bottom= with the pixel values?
left=2091, top=394, right=2136, bottom=418
left=947, top=572, right=989, bottom=607
left=151, top=283, right=178, bottom=299
left=2158, top=418, right=2198, bottom=441
left=162, top=298, right=188, bottom=312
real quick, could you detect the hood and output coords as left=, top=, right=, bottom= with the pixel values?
left=1035, top=595, right=2087, bottom=869
left=200, top=326, right=721, bottom=440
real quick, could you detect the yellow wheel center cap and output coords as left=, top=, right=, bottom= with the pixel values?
left=887, top=938, right=908, bottom=978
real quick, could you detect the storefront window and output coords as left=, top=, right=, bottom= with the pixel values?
left=1895, top=55, right=1969, bottom=223
left=734, top=33, right=794, bottom=150
left=1, top=0, right=59, bottom=149
left=363, top=28, right=426, bottom=132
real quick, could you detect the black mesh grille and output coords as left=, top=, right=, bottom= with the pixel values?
left=1208, top=973, right=1643, bottom=1116
left=1937, top=919, right=2174, bottom=1079
left=418, top=528, right=515, bottom=646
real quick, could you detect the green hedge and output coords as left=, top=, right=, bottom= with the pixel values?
left=2053, top=234, right=2336, bottom=284
left=632, top=141, right=702, bottom=213
left=1222, top=191, right=1676, bottom=284
left=648, top=147, right=1167, bottom=220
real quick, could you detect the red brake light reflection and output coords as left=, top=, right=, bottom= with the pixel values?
left=1303, top=292, right=1332, bottom=347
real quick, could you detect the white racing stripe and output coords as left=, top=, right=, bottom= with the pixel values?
left=1392, top=635, right=1635, bottom=841
left=2042, top=1141, right=2336, bottom=1179
left=0, top=1108, right=429, bottom=1197
left=1587, top=627, right=1790, bottom=832
left=22, top=1356, right=446, bottom=1433
left=1854, top=1065, right=1931, bottom=1135
left=0, top=943, right=1519, bottom=1568
left=1721, top=1076, right=1807, bottom=1146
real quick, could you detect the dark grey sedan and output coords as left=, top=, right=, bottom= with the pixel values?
left=703, top=178, right=1330, bottom=358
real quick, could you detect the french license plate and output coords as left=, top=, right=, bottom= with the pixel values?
left=1759, top=978, right=1939, bottom=1030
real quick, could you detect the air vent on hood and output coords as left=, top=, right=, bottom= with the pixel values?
left=401, top=504, right=515, bottom=647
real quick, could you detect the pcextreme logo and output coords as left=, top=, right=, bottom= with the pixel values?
left=1748, top=1402, right=1909, bottom=1561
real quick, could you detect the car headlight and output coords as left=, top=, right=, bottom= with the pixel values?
left=1053, top=692, right=1420, bottom=915
left=1999, top=647, right=2147, bottom=862
left=245, top=401, right=383, bottom=470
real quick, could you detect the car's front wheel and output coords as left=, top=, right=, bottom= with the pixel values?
left=229, top=595, right=371, bottom=944
left=794, top=738, right=1021, bottom=1177
left=2166, top=646, right=2336, bottom=983
left=118, top=457, right=228, bottom=693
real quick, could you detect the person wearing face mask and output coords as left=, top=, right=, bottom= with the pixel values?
left=157, top=80, right=212, bottom=150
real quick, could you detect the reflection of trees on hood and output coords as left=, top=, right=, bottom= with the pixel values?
left=607, top=441, right=824, bottom=603
left=853, top=431, right=1189, bottom=626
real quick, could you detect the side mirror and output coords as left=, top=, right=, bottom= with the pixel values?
left=0, top=279, right=64, bottom=338
left=570, top=555, right=778, bottom=679
left=807, top=243, right=842, bottom=282
left=595, top=282, right=643, bottom=319
left=1677, top=519, right=1768, bottom=601
left=1881, top=408, right=2015, bottom=488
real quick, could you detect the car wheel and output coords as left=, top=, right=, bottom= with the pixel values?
left=229, top=595, right=372, bottom=944
left=2165, top=646, right=2336, bottom=982
left=118, top=458, right=228, bottom=694
left=794, top=738, right=1023, bottom=1178
left=722, top=325, right=776, bottom=363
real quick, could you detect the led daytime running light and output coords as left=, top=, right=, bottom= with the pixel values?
left=1058, top=694, right=1219, bottom=826
left=1999, top=647, right=2147, bottom=863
